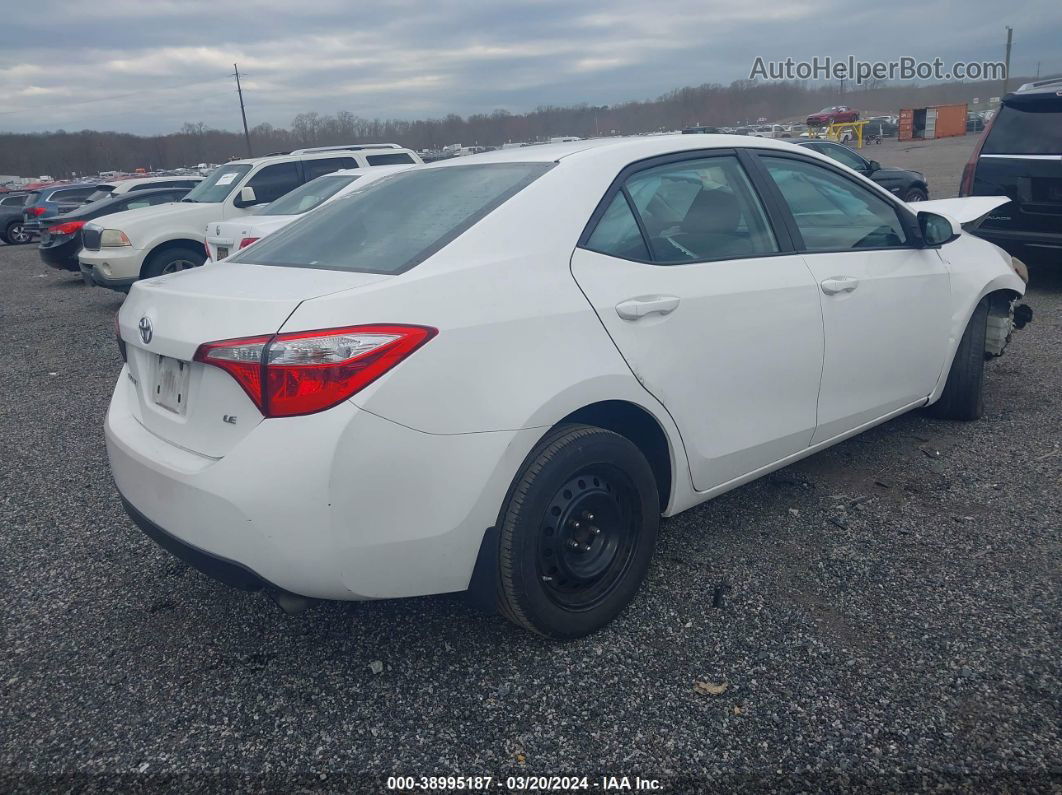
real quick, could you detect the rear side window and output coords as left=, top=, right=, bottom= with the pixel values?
left=761, top=156, right=907, bottom=250
left=50, top=187, right=94, bottom=201
left=367, top=153, right=416, bottom=166
left=983, top=102, right=1062, bottom=155
left=303, top=157, right=359, bottom=181
left=245, top=162, right=301, bottom=203
left=585, top=193, right=650, bottom=260
left=230, top=162, right=551, bottom=274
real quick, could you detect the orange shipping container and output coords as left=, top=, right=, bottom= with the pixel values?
left=898, top=103, right=968, bottom=141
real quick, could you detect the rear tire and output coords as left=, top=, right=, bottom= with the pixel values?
left=903, top=187, right=928, bottom=203
left=927, top=299, right=988, bottom=421
left=3, top=220, right=32, bottom=245
left=496, top=425, right=659, bottom=640
left=141, top=246, right=204, bottom=279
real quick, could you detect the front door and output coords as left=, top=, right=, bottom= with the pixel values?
left=756, top=153, right=951, bottom=443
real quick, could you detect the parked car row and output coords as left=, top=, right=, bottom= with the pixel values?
left=76, top=144, right=421, bottom=288
left=104, top=132, right=1029, bottom=638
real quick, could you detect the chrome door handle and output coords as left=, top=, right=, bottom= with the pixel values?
left=615, top=295, right=680, bottom=320
left=820, top=277, right=859, bottom=295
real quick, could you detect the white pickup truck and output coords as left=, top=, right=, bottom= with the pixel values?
left=79, top=145, right=422, bottom=290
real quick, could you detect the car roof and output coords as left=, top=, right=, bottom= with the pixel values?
left=108, top=175, right=203, bottom=187
left=423, top=134, right=806, bottom=167
left=224, top=147, right=415, bottom=168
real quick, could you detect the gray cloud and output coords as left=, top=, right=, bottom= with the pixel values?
left=1, top=0, right=1059, bottom=134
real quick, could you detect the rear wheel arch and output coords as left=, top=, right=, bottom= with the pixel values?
left=554, top=400, right=673, bottom=513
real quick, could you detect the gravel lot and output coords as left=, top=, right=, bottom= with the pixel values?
left=1, top=142, right=1060, bottom=792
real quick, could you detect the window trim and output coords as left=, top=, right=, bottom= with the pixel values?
left=578, top=148, right=797, bottom=266
left=747, top=150, right=923, bottom=254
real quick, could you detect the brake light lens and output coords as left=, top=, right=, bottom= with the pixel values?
left=26, top=207, right=46, bottom=217
left=959, top=110, right=996, bottom=197
left=48, top=220, right=86, bottom=236
left=238, top=237, right=260, bottom=249
left=194, top=324, right=437, bottom=418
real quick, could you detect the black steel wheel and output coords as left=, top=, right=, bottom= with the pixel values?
left=497, top=424, right=659, bottom=639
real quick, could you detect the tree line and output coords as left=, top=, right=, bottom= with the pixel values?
left=0, top=75, right=1035, bottom=178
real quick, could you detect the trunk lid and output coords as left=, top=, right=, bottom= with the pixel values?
left=117, top=262, right=391, bottom=457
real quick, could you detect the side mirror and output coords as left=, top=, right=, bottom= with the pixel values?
left=868, top=160, right=881, bottom=173
left=235, top=185, right=257, bottom=207
left=918, top=211, right=962, bottom=247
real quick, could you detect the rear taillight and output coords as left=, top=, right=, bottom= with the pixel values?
left=26, top=207, right=46, bottom=217
left=194, top=324, right=437, bottom=418
left=115, top=313, right=127, bottom=362
left=48, top=220, right=86, bottom=236
left=959, top=111, right=996, bottom=197
left=238, top=237, right=260, bottom=249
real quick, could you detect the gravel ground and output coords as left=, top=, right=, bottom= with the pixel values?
left=1, top=216, right=1060, bottom=790
left=862, top=134, right=978, bottom=200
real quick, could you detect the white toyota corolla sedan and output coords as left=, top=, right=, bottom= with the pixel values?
left=108, top=135, right=1027, bottom=639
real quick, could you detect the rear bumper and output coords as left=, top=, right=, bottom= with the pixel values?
left=40, top=240, right=80, bottom=271
left=105, top=367, right=540, bottom=601
left=971, top=228, right=1062, bottom=264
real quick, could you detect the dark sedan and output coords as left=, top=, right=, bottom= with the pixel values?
left=795, top=139, right=929, bottom=202
left=38, top=186, right=192, bottom=272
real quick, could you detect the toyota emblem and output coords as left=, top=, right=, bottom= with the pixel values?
left=138, top=316, right=153, bottom=344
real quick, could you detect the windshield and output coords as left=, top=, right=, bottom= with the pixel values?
left=983, top=102, right=1062, bottom=155
left=182, top=164, right=252, bottom=203
left=230, top=162, right=552, bottom=274
left=255, top=174, right=358, bottom=216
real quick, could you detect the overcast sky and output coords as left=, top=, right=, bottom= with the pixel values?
left=1, top=0, right=1059, bottom=135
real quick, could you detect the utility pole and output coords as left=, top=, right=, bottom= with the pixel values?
left=233, top=63, right=252, bottom=157
left=1001, top=26, right=1013, bottom=97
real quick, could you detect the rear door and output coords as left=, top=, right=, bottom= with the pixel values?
left=570, top=150, right=824, bottom=492
left=974, top=93, right=1062, bottom=243
left=753, top=152, right=951, bottom=442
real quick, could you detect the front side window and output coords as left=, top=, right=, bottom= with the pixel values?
left=245, top=162, right=301, bottom=204
left=256, top=174, right=358, bottom=215
left=762, top=156, right=907, bottom=251
left=182, top=164, right=252, bottom=203
left=230, top=163, right=551, bottom=274
left=604, top=155, right=778, bottom=264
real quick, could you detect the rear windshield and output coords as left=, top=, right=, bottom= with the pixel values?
left=256, top=174, right=358, bottom=216
left=181, top=164, right=252, bottom=203
left=86, top=184, right=117, bottom=203
left=230, top=162, right=552, bottom=274
left=983, top=102, right=1062, bottom=155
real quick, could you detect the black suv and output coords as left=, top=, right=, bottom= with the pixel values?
left=795, top=140, right=929, bottom=202
left=961, top=78, right=1062, bottom=265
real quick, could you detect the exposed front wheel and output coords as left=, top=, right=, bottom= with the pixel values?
left=3, top=220, right=32, bottom=245
left=141, top=246, right=205, bottom=279
left=927, top=299, right=988, bottom=421
left=497, top=425, right=659, bottom=639
left=904, top=187, right=928, bottom=202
